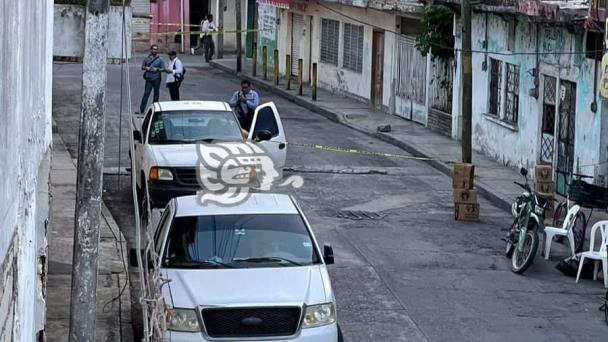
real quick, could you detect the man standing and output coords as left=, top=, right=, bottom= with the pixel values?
left=202, top=14, right=217, bottom=62
left=229, top=80, right=259, bottom=130
left=139, top=45, right=165, bottom=113
left=165, top=51, right=184, bottom=101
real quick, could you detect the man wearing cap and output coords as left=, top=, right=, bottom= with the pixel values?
left=165, top=51, right=184, bottom=101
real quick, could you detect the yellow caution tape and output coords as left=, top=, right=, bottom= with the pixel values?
left=136, top=28, right=268, bottom=36
left=288, top=142, right=452, bottom=163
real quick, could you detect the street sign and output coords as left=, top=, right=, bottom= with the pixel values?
left=601, top=53, right=608, bottom=100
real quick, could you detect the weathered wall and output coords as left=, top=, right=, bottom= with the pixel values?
left=54, top=4, right=132, bottom=59
left=276, top=3, right=396, bottom=105
left=0, top=0, right=53, bottom=341
left=467, top=13, right=604, bottom=176
left=211, top=0, right=249, bottom=53
left=131, top=0, right=151, bottom=52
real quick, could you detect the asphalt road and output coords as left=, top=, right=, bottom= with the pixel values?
left=53, top=61, right=608, bottom=341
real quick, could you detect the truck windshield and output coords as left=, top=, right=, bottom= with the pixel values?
left=148, top=110, right=242, bottom=144
left=163, top=214, right=320, bottom=269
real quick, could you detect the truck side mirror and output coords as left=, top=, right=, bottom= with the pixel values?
left=129, top=249, right=154, bottom=269
left=323, top=244, right=334, bottom=265
left=133, top=130, right=142, bottom=143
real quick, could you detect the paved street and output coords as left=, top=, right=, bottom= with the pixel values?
left=52, top=59, right=608, bottom=341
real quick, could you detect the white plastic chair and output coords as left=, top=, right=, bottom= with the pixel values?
left=576, top=221, right=608, bottom=288
left=543, top=205, right=580, bottom=260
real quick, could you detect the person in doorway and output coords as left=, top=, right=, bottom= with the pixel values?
left=191, top=16, right=206, bottom=55
left=202, top=14, right=217, bottom=62
left=139, top=45, right=165, bottom=113
left=165, top=51, right=184, bottom=101
left=228, top=80, right=259, bottom=130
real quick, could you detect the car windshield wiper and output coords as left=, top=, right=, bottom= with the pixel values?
left=232, top=257, right=303, bottom=266
left=167, top=260, right=233, bottom=269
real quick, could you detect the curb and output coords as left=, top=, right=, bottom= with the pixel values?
left=210, top=61, right=512, bottom=212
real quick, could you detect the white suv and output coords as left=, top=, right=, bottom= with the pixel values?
left=132, top=101, right=287, bottom=208
left=146, top=193, right=342, bottom=341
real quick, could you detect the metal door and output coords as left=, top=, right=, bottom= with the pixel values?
left=556, top=80, right=576, bottom=196
left=395, top=36, right=427, bottom=123
left=371, top=31, right=384, bottom=109
left=291, top=13, right=304, bottom=76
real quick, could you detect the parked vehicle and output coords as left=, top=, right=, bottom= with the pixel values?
left=136, top=193, right=342, bottom=342
left=131, top=101, right=287, bottom=209
left=505, top=168, right=548, bottom=274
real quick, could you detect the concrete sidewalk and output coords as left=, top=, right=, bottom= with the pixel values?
left=46, top=132, right=132, bottom=341
left=210, top=56, right=526, bottom=211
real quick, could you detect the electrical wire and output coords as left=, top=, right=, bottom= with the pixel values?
left=315, top=1, right=604, bottom=56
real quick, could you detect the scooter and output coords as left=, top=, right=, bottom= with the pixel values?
left=504, top=168, right=548, bottom=274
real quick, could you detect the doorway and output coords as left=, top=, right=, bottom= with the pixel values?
left=246, top=0, right=256, bottom=57
left=540, top=75, right=557, bottom=165
left=291, top=13, right=305, bottom=76
left=189, top=0, right=210, bottom=47
left=371, top=31, right=384, bottom=109
left=556, top=80, right=576, bottom=196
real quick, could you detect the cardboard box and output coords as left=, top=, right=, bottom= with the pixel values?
left=453, top=163, right=475, bottom=189
left=535, top=181, right=555, bottom=195
left=453, top=189, right=478, bottom=204
left=535, top=165, right=553, bottom=182
left=455, top=203, right=480, bottom=221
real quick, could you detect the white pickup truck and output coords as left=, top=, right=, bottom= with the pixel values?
left=131, top=101, right=287, bottom=208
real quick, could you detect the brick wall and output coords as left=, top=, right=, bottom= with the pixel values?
left=428, top=108, right=452, bottom=137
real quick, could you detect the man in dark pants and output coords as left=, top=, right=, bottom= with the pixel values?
left=139, top=45, right=165, bottom=113
left=165, top=51, right=184, bottom=101
left=201, top=14, right=217, bottom=62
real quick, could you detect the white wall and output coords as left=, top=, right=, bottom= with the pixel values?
left=54, top=4, right=132, bottom=59
left=466, top=13, right=604, bottom=175
left=211, top=0, right=249, bottom=53
left=276, top=3, right=396, bottom=104
left=0, top=0, right=53, bottom=341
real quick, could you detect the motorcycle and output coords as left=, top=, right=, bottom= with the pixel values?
left=505, top=167, right=548, bottom=274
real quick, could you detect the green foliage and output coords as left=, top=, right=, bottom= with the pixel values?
left=415, top=5, right=454, bottom=61
left=54, top=0, right=132, bottom=6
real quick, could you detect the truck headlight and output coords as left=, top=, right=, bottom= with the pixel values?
left=168, top=308, right=200, bottom=332
left=302, top=303, right=336, bottom=328
left=149, top=167, right=173, bottom=181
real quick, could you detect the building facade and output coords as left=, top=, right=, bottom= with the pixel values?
left=0, top=0, right=53, bottom=341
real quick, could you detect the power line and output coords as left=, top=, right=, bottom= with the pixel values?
left=315, top=1, right=604, bottom=56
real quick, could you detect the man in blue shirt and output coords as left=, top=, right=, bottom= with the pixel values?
left=139, top=45, right=166, bottom=113
left=228, top=80, right=260, bottom=130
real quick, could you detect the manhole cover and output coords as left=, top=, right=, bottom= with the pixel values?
left=337, top=210, right=385, bottom=220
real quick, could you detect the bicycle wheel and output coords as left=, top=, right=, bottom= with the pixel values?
left=552, top=201, right=568, bottom=227
left=511, top=226, right=539, bottom=274
left=571, top=211, right=586, bottom=253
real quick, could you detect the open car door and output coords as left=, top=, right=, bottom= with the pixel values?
left=248, top=102, right=287, bottom=176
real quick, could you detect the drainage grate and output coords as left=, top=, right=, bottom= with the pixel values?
left=337, top=210, right=385, bottom=220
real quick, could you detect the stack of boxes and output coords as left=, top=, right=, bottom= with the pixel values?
left=535, top=165, right=555, bottom=218
left=453, top=163, right=480, bottom=221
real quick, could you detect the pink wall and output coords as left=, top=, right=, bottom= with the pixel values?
left=150, top=0, right=190, bottom=50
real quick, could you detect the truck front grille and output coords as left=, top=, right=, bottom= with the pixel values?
left=174, top=168, right=199, bottom=186
left=202, top=307, right=301, bottom=338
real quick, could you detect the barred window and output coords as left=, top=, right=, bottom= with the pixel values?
left=504, top=63, right=520, bottom=124
left=320, top=19, right=339, bottom=66
left=342, top=23, right=364, bottom=72
left=489, top=58, right=502, bottom=116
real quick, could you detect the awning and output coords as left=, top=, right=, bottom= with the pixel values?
left=257, top=0, right=291, bottom=9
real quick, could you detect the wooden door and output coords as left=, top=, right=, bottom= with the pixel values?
left=371, top=31, right=384, bottom=109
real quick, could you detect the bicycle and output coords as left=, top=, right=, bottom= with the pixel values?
left=551, top=173, right=594, bottom=253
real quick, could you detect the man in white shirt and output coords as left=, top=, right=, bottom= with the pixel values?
left=201, top=14, right=217, bottom=62
left=165, top=51, right=184, bottom=101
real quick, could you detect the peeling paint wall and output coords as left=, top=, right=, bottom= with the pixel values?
left=464, top=13, right=604, bottom=176
left=0, top=0, right=53, bottom=341
left=276, top=3, right=397, bottom=105
left=54, top=4, right=132, bottom=59
left=210, top=0, right=249, bottom=53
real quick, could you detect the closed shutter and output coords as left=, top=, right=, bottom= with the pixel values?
left=291, top=14, right=304, bottom=76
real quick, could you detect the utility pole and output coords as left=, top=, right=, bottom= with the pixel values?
left=236, top=0, right=242, bottom=72
left=218, top=0, right=224, bottom=59
left=461, top=0, right=472, bottom=163
left=69, top=0, right=109, bottom=341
